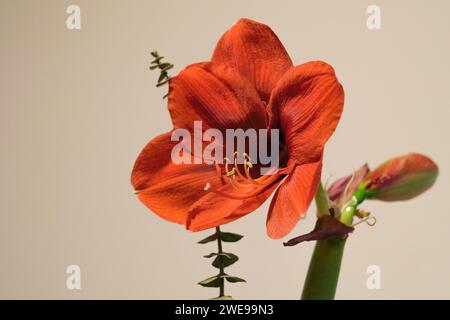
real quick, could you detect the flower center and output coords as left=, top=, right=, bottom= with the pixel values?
left=204, top=152, right=288, bottom=200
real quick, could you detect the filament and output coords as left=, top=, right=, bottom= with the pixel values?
left=203, top=152, right=284, bottom=200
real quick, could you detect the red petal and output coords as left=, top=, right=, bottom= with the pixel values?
left=168, top=62, right=267, bottom=132
left=212, top=18, right=293, bottom=102
left=269, top=61, right=344, bottom=164
left=186, top=185, right=248, bottom=232
left=266, top=160, right=322, bottom=239
left=131, top=132, right=221, bottom=225
left=186, top=180, right=281, bottom=231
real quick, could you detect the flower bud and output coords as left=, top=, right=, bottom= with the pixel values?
left=360, top=153, right=438, bottom=201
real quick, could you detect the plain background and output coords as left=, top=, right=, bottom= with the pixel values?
left=1, top=0, right=449, bottom=299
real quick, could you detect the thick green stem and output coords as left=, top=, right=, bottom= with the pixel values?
left=216, top=226, right=225, bottom=297
left=301, top=237, right=346, bottom=300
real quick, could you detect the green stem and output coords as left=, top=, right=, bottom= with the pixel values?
left=216, top=226, right=225, bottom=297
left=301, top=237, right=346, bottom=300
left=315, top=183, right=330, bottom=218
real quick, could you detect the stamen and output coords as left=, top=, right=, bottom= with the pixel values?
left=202, top=152, right=288, bottom=200
left=233, top=153, right=247, bottom=180
left=226, top=168, right=236, bottom=177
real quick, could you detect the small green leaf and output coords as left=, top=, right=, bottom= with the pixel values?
left=149, top=65, right=159, bottom=70
left=212, top=253, right=238, bottom=268
left=151, top=56, right=164, bottom=63
left=198, top=233, right=218, bottom=244
left=203, top=253, right=217, bottom=258
left=161, top=64, right=174, bottom=72
left=224, top=275, right=246, bottom=283
left=199, top=232, right=243, bottom=244
left=158, top=63, right=170, bottom=69
left=219, top=232, right=243, bottom=242
left=150, top=51, right=159, bottom=57
left=210, top=295, right=233, bottom=300
left=158, top=71, right=168, bottom=83
left=198, top=275, right=221, bottom=288
left=156, top=79, right=169, bottom=87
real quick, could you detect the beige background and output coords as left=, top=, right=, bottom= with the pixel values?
left=1, top=0, right=449, bottom=299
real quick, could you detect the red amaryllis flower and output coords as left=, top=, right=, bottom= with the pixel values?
left=131, top=18, right=344, bottom=239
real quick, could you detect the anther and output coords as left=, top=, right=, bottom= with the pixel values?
left=226, top=169, right=236, bottom=177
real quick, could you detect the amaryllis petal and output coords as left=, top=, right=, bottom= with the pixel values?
left=266, top=160, right=322, bottom=239
left=186, top=180, right=282, bottom=231
left=186, top=186, right=250, bottom=232
left=131, top=132, right=221, bottom=224
left=269, top=61, right=344, bottom=164
left=168, top=62, right=267, bottom=132
left=212, top=18, right=293, bottom=102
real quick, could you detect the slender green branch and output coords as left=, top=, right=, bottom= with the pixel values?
left=149, top=51, right=173, bottom=98
left=197, top=227, right=245, bottom=300
left=216, top=226, right=225, bottom=297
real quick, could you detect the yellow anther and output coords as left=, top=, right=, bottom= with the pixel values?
left=226, top=168, right=236, bottom=177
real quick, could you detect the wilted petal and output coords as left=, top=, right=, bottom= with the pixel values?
left=283, top=216, right=354, bottom=246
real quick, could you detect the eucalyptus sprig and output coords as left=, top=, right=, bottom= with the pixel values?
left=149, top=51, right=173, bottom=98
left=198, top=226, right=246, bottom=300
